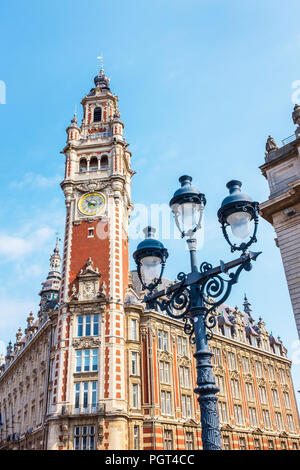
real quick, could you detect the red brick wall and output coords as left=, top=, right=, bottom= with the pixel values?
left=68, top=220, right=110, bottom=296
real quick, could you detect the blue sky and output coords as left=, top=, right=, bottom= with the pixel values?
left=1, top=0, right=300, bottom=404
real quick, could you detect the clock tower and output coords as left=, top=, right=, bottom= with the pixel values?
left=47, top=65, right=134, bottom=449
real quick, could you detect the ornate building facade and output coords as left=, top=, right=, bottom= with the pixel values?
left=260, top=107, right=300, bottom=339
left=0, top=68, right=299, bottom=450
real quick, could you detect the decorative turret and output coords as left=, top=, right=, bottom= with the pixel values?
left=25, top=312, right=37, bottom=337
left=5, top=341, right=13, bottom=363
left=39, top=239, right=62, bottom=311
left=14, top=327, right=24, bottom=353
left=66, top=112, right=80, bottom=144
left=94, top=67, right=111, bottom=91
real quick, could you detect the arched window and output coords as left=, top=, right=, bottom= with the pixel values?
left=93, top=107, right=102, bottom=122
left=100, top=155, right=108, bottom=169
left=79, top=158, right=87, bottom=172
left=90, top=157, right=98, bottom=171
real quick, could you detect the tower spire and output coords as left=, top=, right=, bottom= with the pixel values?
left=39, top=239, right=62, bottom=310
left=243, top=294, right=252, bottom=317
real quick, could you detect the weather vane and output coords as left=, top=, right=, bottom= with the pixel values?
left=97, top=54, right=104, bottom=71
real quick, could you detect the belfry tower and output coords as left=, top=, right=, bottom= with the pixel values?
left=47, top=65, right=134, bottom=449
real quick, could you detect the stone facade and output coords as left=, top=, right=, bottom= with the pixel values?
left=260, top=106, right=300, bottom=338
left=0, top=68, right=299, bottom=450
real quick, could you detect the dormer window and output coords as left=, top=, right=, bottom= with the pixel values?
left=93, top=107, right=102, bottom=122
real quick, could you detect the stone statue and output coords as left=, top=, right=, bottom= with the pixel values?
left=265, top=135, right=278, bottom=154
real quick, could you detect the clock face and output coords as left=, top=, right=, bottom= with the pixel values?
left=78, top=192, right=105, bottom=216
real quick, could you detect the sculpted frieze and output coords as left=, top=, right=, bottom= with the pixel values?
left=73, top=338, right=101, bottom=349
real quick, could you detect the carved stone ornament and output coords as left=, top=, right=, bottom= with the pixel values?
left=77, top=258, right=102, bottom=301
left=213, top=365, right=224, bottom=375
left=230, top=370, right=240, bottom=380
left=158, top=350, right=173, bottom=361
left=177, top=356, right=191, bottom=367
left=73, top=338, right=101, bottom=349
left=244, top=373, right=253, bottom=382
left=257, top=378, right=266, bottom=387
left=75, top=180, right=110, bottom=193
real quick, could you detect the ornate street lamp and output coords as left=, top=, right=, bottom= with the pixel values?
left=133, top=175, right=261, bottom=451
left=133, top=226, right=168, bottom=292
left=217, top=180, right=259, bottom=253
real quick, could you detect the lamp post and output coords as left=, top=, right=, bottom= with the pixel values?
left=133, top=175, right=261, bottom=451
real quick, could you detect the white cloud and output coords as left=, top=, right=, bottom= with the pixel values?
left=0, top=296, right=38, bottom=340
left=0, top=226, right=54, bottom=261
left=10, top=173, right=61, bottom=190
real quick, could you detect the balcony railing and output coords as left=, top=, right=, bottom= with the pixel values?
left=281, top=133, right=296, bottom=146
left=60, top=404, right=105, bottom=416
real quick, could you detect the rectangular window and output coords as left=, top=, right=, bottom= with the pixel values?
left=246, top=382, right=254, bottom=402
left=185, top=432, right=194, bottom=450
left=259, top=386, right=267, bottom=405
left=272, top=389, right=279, bottom=407
left=242, top=356, right=250, bottom=374
left=132, top=384, right=138, bottom=409
left=212, top=347, right=221, bottom=366
left=275, top=412, right=283, bottom=430
left=234, top=404, right=243, bottom=425
left=159, top=361, right=171, bottom=384
left=218, top=401, right=227, bottom=423
left=223, top=435, right=231, bottom=450
left=254, top=439, right=261, bottom=450
left=249, top=407, right=257, bottom=426
left=263, top=409, right=271, bottom=429
left=179, top=366, right=190, bottom=388
left=228, top=352, right=236, bottom=371
left=287, top=414, right=295, bottom=432
left=163, top=430, right=173, bottom=450
left=74, top=381, right=98, bottom=413
left=231, top=379, right=240, bottom=399
left=279, top=369, right=286, bottom=384
left=132, top=352, right=138, bottom=376
left=161, top=391, right=172, bottom=415
left=283, top=391, right=290, bottom=409
left=131, top=319, right=137, bottom=341
left=268, top=365, right=274, bottom=381
left=75, top=349, right=98, bottom=373
left=268, top=440, right=274, bottom=450
left=239, top=437, right=247, bottom=450
left=216, top=375, right=224, bottom=395
left=177, top=336, right=182, bottom=355
left=133, top=425, right=140, bottom=450
left=255, top=361, right=262, bottom=377
left=182, top=395, right=192, bottom=418
left=73, top=425, right=95, bottom=450
left=77, top=315, right=99, bottom=337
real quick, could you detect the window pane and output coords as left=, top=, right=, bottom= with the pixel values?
left=86, top=316, right=91, bottom=336
left=78, top=316, right=83, bottom=337
left=93, top=315, right=99, bottom=336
